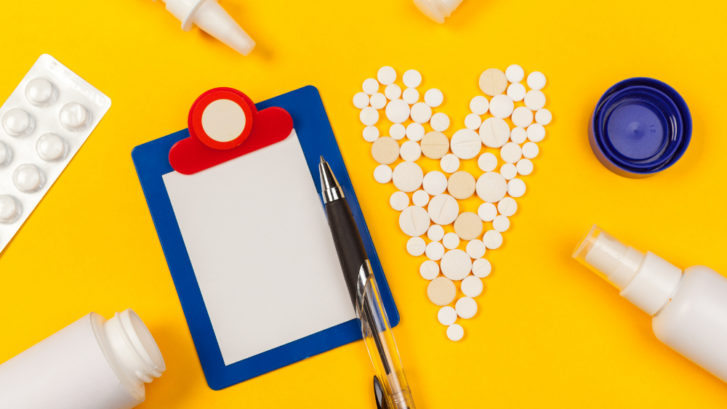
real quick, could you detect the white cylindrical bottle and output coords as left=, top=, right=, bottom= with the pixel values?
left=573, top=225, right=727, bottom=383
left=0, top=309, right=166, bottom=409
left=413, top=0, right=463, bottom=24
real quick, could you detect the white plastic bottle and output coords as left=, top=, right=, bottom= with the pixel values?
left=413, top=0, right=463, bottom=24
left=573, top=225, right=727, bottom=383
left=0, top=309, right=166, bottom=409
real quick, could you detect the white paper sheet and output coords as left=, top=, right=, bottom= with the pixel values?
left=163, top=130, right=355, bottom=365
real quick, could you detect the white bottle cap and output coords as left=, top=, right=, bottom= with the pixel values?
left=413, top=0, right=464, bottom=24
left=156, top=0, right=256, bottom=56
left=573, top=225, right=682, bottom=315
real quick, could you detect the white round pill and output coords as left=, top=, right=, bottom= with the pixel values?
left=386, top=99, right=410, bottom=123
left=464, top=113, right=482, bottom=130
left=427, top=224, right=444, bottom=242
left=440, top=249, right=472, bottom=281
left=36, top=133, right=66, bottom=161
left=377, top=66, right=397, bottom=85
left=535, top=109, right=552, bottom=125
left=25, top=78, right=57, bottom=107
left=406, top=123, right=425, bottom=141
left=483, top=230, right=503, bottom=249
left=399, top=206, right=430, bottom=237
left=438, top=306, right=457, bottom=326
left=479, top=118, right=510, bottom=148
left=13, top=164, right=44, bottom=192
left=511, top=107, right=534, bottom=128
left=456, top=297, right=477, bottom=319
left=426, top=241, right=445, bottom=261
left=527, top=71, right=546, bottom=90
left=370, top=93, right=387, bottom=109
left=360, top=107, right=379, bottom=126
left=363, top=78, right=379, bottom=95
left=402, top=88, right=419, bottom=104
left=410, top=102, right=432, bottom=123
left=472, top=258, right=492, bottom=278
left=353, top=92, right=370, bottom=109
left=493, top=215, right=510, bottom=232
left=527, top=124, right=546, bottom=142
left=478, top=203, right=497, bottom=222
left=407, top=237, right=427, bottom=256
left=424, top=89, right=444, bottom=107
left=390, top=123, right=406, bottom=141
left=0, top=195, right=20, bottom=223
left=403, top=70, right=422, bottom=88
left=440, top=154, right=460, bottom=173
left=450, top=129, right=481, bottom=160
left=507, top=83, right=526, bottom=102
left=466, top=239, right=486, bottom=259
left=385, top=84, right=402, bottom=100
left=392, top=161, right=423, bottom=192
left=421, top=260, right=440, bottom=280
left=476, top=172, right=508, bottom=203
left=524, top=90, right=546, bottom=111
left=505, top=65, right=525, bottom=83
left=470, top=96, right=489, bottom=115
left=500, top=142, right=523, bottom=164
left=428, top=194, right=459, bottom=225
left=517, top=158, right=534, bottom=176
left=500, top=163, right=517, bottom=180
left=3, top=109, right=33, bottom=136
left=497, top=197, right=518, bottom=217
left=510, top=127, right=527, bottom=144
left=522, top=142, right=540, bottom=159
left=373, top=165, right=393, bottom=183
left=400, top=141, right=421, bottom=161
left=508, top=178, right=526, bottom=198
left=390, top=191, right=410, bottom=211
left=477, top=152, right=498, bottom=172
left=442, top=233, right=460, bottom=250
left=461, top=276, right=484, bottom=298
left=363, top=126, right=379, bottom=142
left=430, top=112, right=450, bottom=132
left=489, top=95, right=514, bottom=119
left=0, top=141, right=10, bottom=166
left=412, top=190, right=429, bottom=206
left=447, top=324, right=464, bottom=341
left=423, top=171, right=448, bottom=195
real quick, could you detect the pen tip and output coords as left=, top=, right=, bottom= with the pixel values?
left=320, top=156, right=326, bottom=164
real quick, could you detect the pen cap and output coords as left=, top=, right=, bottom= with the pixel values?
left=413, top=0, right=463, bottom=23
left=588, top=78, right=691, bottom=178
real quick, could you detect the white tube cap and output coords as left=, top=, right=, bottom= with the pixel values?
left=413, top=0, right=464, bottom=24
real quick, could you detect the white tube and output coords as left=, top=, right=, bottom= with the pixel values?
left=0, top=310, right=165, bottom=409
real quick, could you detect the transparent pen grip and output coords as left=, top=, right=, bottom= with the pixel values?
left=358, top=275, right=415, bottom=409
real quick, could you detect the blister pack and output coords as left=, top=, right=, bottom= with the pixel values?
left=0, top=54, right=111, bottom=252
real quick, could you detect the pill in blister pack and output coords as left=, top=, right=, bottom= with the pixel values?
left=0, top=54, right=111, bottom=252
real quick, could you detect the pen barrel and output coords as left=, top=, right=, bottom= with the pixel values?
left=324, top=199, right=368, bottom=308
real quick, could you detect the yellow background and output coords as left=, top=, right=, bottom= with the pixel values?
left=1, top=0, right=726, bottom=407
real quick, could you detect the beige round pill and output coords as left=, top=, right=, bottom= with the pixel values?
left=454, top=212, right=483, bottom=241
left=440, top=249, right=472, bottom=281
left=392, top=161, right=424, bottom=192
left=421, top=131, right=449, bottom=159
left=371, top=137, right=399, bottom=165
left=428, top=194, right=459, bottom=225
left=427, top=277, right=456, bottom=306
left=447, top=171, right=476, bottom=200
left=399, top=206, right=430, bottom=237
left=476, top=172, right=508, bottom=203
left=479, top=68, right=508, bottom=96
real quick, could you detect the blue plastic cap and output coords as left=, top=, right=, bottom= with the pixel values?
left=588, top=78, right=691, bottom=178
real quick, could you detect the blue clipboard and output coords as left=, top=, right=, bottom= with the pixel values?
left=131, top=86, right=399, bottom=390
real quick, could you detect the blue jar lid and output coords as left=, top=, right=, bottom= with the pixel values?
left=589, top=78, right=691, bottom=177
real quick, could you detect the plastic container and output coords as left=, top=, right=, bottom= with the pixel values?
left=573, top=225, right=727, bottom=383
left=153, top=0, right=256, bottom=55
left=413, top=0, right=463, bottom=23
left=588, top=78, right=691, bottom=178
left=0, top=310, right=165, bottom=409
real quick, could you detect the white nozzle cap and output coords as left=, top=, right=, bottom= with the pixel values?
left=157, top=0, right=255, bottom=56
left=413, top=0, right=464, bottom=24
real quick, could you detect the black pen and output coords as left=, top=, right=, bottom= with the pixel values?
left=319, top=157, right=415, bottom=409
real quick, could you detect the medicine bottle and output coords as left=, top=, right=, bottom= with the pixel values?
left=573, top=225, right=727, bottom=383
left=0, top=309, right=165, bottom=409
left=413, top=0, right=463, bottom=23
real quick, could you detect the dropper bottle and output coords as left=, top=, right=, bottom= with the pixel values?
left=573, top=225, right=727, bottom=383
